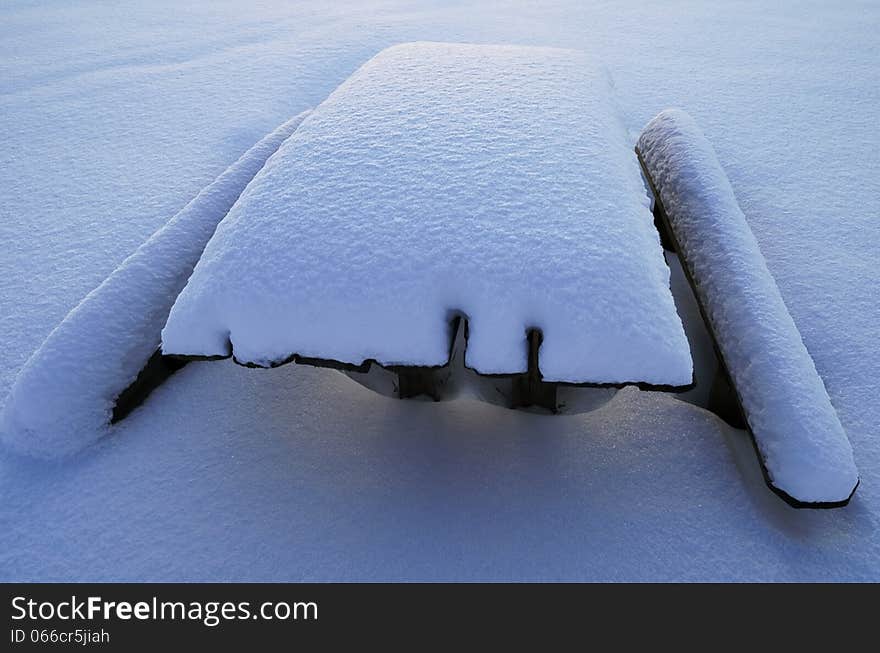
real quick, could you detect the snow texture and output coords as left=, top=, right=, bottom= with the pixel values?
left=2, top=1, right=879, bottom=581
left=161, top=43, right=693, bottom=386
left=0, top=112, right=310, bottom=458
left=637, top=109, right=858, bottom=504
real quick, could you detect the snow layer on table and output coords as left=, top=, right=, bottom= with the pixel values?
left=0, top=112, right=310, bottom=458
left=161, top=42, right=692, bottom=386
left=637, top=109, right=858, bottom=504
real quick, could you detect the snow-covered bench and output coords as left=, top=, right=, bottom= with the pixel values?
left=637, top=110, right=858, bottom=507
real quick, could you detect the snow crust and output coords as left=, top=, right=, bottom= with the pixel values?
left=161, top=43, right=692, bottom=386
left=637, top=109, right=858, bottom=504
left=0, top=112, right=310, bottom=458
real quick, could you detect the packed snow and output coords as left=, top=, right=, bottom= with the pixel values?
left=1, top=112, right=310, bottom=458
left=638, top=109, right=858, bottom=505
left=1, top=1, right=878, bottom=581
left=162, top=43, right=692, bottom=385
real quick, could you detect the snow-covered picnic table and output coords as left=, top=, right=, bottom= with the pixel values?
left=1, top=2, right=878, bottom=582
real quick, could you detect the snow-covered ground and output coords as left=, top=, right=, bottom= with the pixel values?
left=1, top=1, right=878, bottom=581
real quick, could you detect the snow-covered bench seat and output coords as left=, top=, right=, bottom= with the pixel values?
left=637, top=109, right=858, bottom=507
left=1, top=112, right=312, bottom=458
left=161, top=43, right=693, bottom=388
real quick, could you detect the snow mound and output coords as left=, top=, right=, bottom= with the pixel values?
left=0, top=112, right=311, bottom=458
left=637, top=109, right=858, bottom=505
left=162, top=42, right=692, bottom=385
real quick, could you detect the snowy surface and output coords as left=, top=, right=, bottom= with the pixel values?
left=1, top=1, right=879, bottom=581
left=162, top=43, right=692, bottom=385
left=638, top=110, right=858, bottom=505
left=1, top=112, right=309, bottom=459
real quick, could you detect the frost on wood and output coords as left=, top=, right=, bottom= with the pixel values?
left=0, top=112, right=311, bottom=458
left=162, top=42, right=692, bottom=386
left=637, top=109, right=858, bottom=506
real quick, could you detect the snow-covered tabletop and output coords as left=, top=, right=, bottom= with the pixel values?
left=162, top=43, right=692, bottom=386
